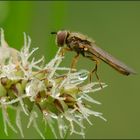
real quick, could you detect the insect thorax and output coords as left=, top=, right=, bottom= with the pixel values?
left=66, top=32, right=93, bottom=55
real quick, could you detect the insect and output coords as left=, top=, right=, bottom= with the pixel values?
left=51, top=30, right=136, bottom=81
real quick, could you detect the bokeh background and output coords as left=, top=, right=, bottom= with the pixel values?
left=0, top=1, right=140, bottom=139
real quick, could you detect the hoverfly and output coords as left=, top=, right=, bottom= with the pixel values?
left=51, top=30, right=136, bottom=81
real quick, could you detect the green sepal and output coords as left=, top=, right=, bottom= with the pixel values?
left=38, top=96, right=58, bottom=114
left=0, top=81, right=7, bottom=97
left=23, top=98, right=34, bottom=112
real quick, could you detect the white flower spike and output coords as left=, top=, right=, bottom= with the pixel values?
left=0, top=29, right=107, bottom=139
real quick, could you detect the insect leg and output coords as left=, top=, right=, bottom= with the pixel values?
left=70, top=53, right=80, bottom=71
left=59, top=47, right=72, bottom=56
left=89, top=61, right=97, bottom=82
left=90, top=60, right=103, bottom=88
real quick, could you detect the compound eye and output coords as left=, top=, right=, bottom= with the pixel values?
left=56, top=31, right=67, bottom=47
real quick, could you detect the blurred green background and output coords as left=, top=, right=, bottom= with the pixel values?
left=0, top=1, right=140, bottom=139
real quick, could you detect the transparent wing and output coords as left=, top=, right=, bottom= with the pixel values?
left=83, top=43, right=136, bottom=75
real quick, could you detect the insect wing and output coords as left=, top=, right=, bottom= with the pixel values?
left=85, top=43, right=136, bottom=75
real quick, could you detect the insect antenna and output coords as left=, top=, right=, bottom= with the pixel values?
left=51, top=31, right=57, bottom=34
